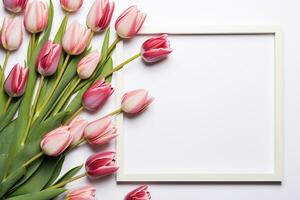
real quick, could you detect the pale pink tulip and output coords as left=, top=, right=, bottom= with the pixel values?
left=85, top=151, right=118, bottom=178
left=4, top=64, right=29, bottom=97
left=82, top=78, right=114, bottom=111
left=3, top=0, right=28, bottom=13
left=68, top=116, right=88, bottom=145
left=24, top=0, right=49, bottom=34
left=121, top=89, right=153, bottom=114
left=86, top=0, right=114, bottom=32
left=84, top=116, right=117, bottom=145
left=77, top=50, right=101, bottom=79
left=1, top=16, right=23, bottom=51
left=115, top=5, right=146, bottom=38
left=36, top=40, right=62, bottom=76
left=141, top=34, right=172, bottom=63
left=40, top=126, right=73, bottom=156
left=60, top=0, right=83, bottom=12
left=66, top=186, right=96, bottom=200
left=125, top=185, right=151, bottom=200
left=62, top=21, right=91, bottom=55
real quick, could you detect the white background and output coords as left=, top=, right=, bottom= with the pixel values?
left=0, top=0, right=299, bottom=199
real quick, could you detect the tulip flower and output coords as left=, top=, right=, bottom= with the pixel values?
left=66, top=186, right=96, bottom=200
left=115, top=5, right=146, bottom=38
left=141, top=34, right=173, bottom=63
left=4, top=64, right=29, bottom=98
left=84, top=116, right=117, bottom=145
left=60, top=0, right=83, bottom=12
left=86, top=0, right=115, bottom=32
left=121, top=89, right=154, bottom=114
left=3, top=0, right=28, bottom=13
left=82, top=78, right=114, bottom=111
left=77, top=50, right=101, bottom=79
left=62, top=21, right=91, bottom=55
left=24, top=0, right=49, bottom=34
left=68, top=116, right=88, bottom=145
left=85, top=151, right=118, bottom=178
left=125, top=185, right=151, bottom=200
left=40, top=126, right=73, bottom=156
left=1, top=16, right=23, bottom=51
left=36, top=40, right=62, bottom=76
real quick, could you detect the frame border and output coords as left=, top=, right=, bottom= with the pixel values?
left=115, top=25, right=283, bottom=182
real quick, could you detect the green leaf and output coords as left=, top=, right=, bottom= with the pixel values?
left=0, top=154, right=8, bottom=182
left=101, top=28, right=110, bottom=60
left=54, top=15, right=68, bottom=44
left=53, top=165, right=82, bottom=185
left=0, top=167, right=26, bottom=197
left=0, top=121, right=16, bottom=155
left=44, top=157, right=65, bottom=188
left=0, top=67, right=8, bottom=115
left=5, top=188, right=66, bottom=200
left=100, top=57, right=113, bottom=83
left=0, top=99, right=21, bottom=132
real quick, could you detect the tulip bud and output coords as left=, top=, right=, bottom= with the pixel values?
left=77, top=50, right=101, bottom=79
left=82, top=78, right=114, bottom=111
left=68, top=116, right=88, bottom=145
left=86, top=0, right=114, bottom=32
left=84, top=116, right=117, bottom=145
left=121, top=89, right=154, bottom=115
left=40, top=126, right=73, bottom=156
left=36, top=40, right=62, bottom=76
left=3, top=0, right=28, bottom=13
left=24, top=0, right=49, bottom=34
left=125, top=185, right=151, bottom=200
left=62, top=21, right=91, bottom=55
left=1, top=16, right=23, bottom=51
left=115, top=5, right=146, bottom=39
left=85, top=151, right=118, bottom=178
left=4, top=64, right=29, bottom=98
left=141, top=34, right=173, bottom=63
left=60, top=0, right=83, bottom=12
left=66, top=186, right=96, bottom=200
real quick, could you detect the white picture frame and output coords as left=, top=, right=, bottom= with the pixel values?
left=114, top=25, right=283, bottom=182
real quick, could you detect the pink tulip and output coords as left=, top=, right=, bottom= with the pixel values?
left=24, top=0, right=49, bottom=34
left=82, top=78, right=114, bottom=112
left=77, top=50, right=101, bottom=79
left=141, top=34, right=172, bottom=63
left=115, top=5, right=146, bottom=38
left=84, top=116, right=117, bottom=145
left=86, top=0, right=114, bottom=32
left=60, top=0, right=83, bottom=12
left=1, top=16, right=23, bottom=51
left=35, top=40, right=62, bottom=76
left=4, top=64, right=29, bottom=97
left=66, top=186, right=96, bottom=200
left=121, top=89, right=154, bottom=115
left=62, top=21, right=91, bottom=55
left=3, top=0, right=28, bottom=13
left=85, top=151, right=118, bottom=178
left=68, top=116, right=88, bottom=145
left=40, top=126, right=73, bottom=156
left=125, top=185, right=151, bottom=200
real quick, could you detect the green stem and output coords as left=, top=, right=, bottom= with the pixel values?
left=51, top=172, right=86, bottom=188
left=2, top=51, right=10, bottom=72
left=31, top=34, right=36, bottom=58
left=23, top=152, right=43, bottom=168
left=34, top=54, right=70, bottom=121
left=107, top=35, right=121, bottom=55
left=87, top=31, right=95, bottom=48
left=4, top=97, right=12, bottom=112
left=103, top=107, right=122, bottom=118
left=65, top=106, right=84, bottom=125
left=103, top=53, right=141, bottom=78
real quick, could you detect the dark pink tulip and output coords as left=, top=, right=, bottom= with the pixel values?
left=85, top=151, right=118, bottom=178
left=82, top=78, right=114, bottom=112
left=121, top=89, right=154, bottom=115
left=3, top=0, right=28, bottom=13
left=125, top=185, right=151, bottom=200
left=84, top=116, right=117, bottom=145
left=66, top=185, right=96, bottom=200
left=141, top=34, right=172, bottom=63
left=36, top=40, right=62, bottom=76
left=86, top=0, right=114, bottom=32
left=60, top=0, right=83, bottom=12
left=1, top=16, right=23, bottom=51
left=4, top=64, right=29, bottom=97
left=115, top=5, right=146, bottom=38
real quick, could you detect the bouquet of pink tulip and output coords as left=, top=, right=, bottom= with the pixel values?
left=0, top=0, right=172, bottom=199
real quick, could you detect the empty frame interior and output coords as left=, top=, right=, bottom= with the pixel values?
left=115, top=26, right=282, bottom=182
